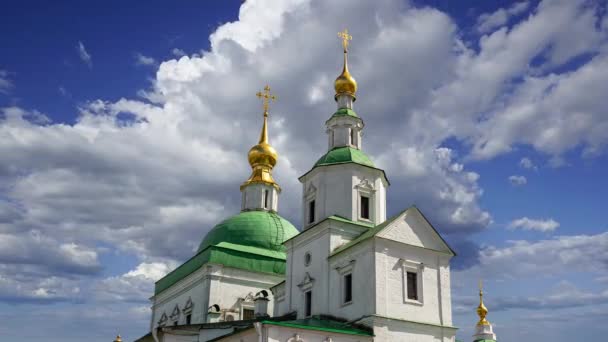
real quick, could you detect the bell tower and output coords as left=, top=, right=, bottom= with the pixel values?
left=299, top=29, right=388, bottom=228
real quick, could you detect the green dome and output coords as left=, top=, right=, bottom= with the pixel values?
left=197, top=210, right=299, bottom=254
left=315, top=146, right=375, bottom=168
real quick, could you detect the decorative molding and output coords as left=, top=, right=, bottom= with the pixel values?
left=297, top=272, right=315, bottom=291
left=334, top=259, right=356, bottom=275
left=183, top=297, right=193, bottom=314
left=170, top=304, right=180, bottom=322
left=355, top=178, right=375, bottom=192
left=287, top=333, right=304, bottom=342
left=305, top=183, right=317, bottom=198
left=157, top=312, right=168, bottom=326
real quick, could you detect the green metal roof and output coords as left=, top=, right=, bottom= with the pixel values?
left=326, top=108, right=360, bottom=122
left=262, top=317, right=373, bottom=337
left=314, top=146, right=375, bottom=168
left=474, top=339, right=497, bottom=342
left=155, top=211, right=299, bottom=295
left=198, top=210, right=299, bottom=253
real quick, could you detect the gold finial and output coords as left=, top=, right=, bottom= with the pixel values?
left=113, top=335, right=122, bottom=342
left=337, top=28, right=352, bottom=53
left=476, top=279, right=490, bottom=326
left=334, top=29, right=357, bottom=99
left=256, top=84, right=276, bottom=118
left=241, top=85, right=280, bottom=192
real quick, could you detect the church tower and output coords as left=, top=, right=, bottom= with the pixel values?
left=241, top=85, right=281, bottom=212
left=473, top=282, right=497, bottom=342
left=298, top=29, right=389, bottom=228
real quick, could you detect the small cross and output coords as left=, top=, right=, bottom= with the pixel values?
left=337, top=28, right=352, bottom=52
left=256, top=85, right=276, bottom=116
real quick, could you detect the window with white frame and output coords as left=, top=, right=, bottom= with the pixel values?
left=401, top=259, right=424, bottom=304
left=335, top=260, right=355, bottom=306
left=355, top=179, right=375, bottom=222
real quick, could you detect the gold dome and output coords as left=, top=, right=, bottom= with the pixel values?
left=477, top=280, right=490, bottom=326
left=248, top=142, right=277, bottom=168
left=335, top=29, right=357, bottom=99
left=241, top=86, right=280, bottom=191
left=334, top=55, right=357, bottom=97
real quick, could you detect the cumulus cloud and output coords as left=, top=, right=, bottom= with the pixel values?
left=95, top=262, right=176, bottom=302
left=508, top=217, right=559, bottom=232
left=454, top=281, right=608, bottom=313
left=135, top=53, right=157, bottom=66
left=477, top=1, right=530, bottom=33
left=76, top=41, right=92, bottom=67
left=171, top=48, right=186, bottom=57
left=519, top=157, right=537, bottom=170
left=0, top=4, right=606, bottom=341
left=0, top=70, right=13, bottom=94
left=508, top=175, right=527, bottom=186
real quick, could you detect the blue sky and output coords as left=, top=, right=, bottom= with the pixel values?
left=1, top=0, right=608, bottom=341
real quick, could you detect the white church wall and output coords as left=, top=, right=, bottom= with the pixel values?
left=285, top=224, right=332, bottom=318
left=208, top=265, right=283, bottom=320
left=264, top=325, right=373, bottom=342
left=242, top=183, right=279, bottom=212
left=365, top=315, right=456, bottom=342
left=152, top=263, right=284, bottom=332
left=301, top=165, right=387, bottom=228
left=152, top=265, right=210, bottom=329
left=374, top=238, right=453, bottom=326
left=328, top=238, right=376, bottom=320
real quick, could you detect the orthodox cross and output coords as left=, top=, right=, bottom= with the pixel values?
left=337, top=28, right=352, bottom=52
left=256, top=85, right=276, bottom=116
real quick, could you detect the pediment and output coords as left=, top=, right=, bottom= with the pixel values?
left=183, top=297, right=193, bottom=313
left=376, top=207, right=454, bottom=255
left=297, top=272, right=315, bottom=291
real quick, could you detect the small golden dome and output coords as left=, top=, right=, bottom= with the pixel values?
left=113, top=335, right=122, bottom=342
left=241, top=85, right=280, bottom=191
left=248, top=142, right=278, bottom=168
left=334, top=60, right=357, bottom=97
left=335, top=29, right=357, bottom=99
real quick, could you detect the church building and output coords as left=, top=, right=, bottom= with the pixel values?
left=135, top=30, right=498, bottom=342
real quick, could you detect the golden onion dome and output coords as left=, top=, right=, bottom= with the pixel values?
left=334, top=56, right=357, bottom=97
left=476, top=280, right=490, bottom=326
left=248, top=142, right=277, bottom=168
left=241, top=85, right=280, bottom=191
left=335, top=29, right=357, bottom=99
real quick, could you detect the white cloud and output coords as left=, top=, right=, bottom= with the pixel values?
left=0, top=70, right=13, bottom=94
left=508, top=175, right=527, bottom=186
left=135, top=53, right=156, bottom=66
left=508, top=217, right=559, bottom=232
left=94, top=262, right=176, bottom=302
left=171, top=48, right=186, bottom=57
left=519, top=157, right=537, bottom=170
left=76, top=41, right=92, bottom=67
left=477, top=1, right=530, bottom=33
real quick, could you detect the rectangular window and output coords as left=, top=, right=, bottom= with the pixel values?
left=343, top=273, right=353, bottom=303
left=350, top=129, right=355, bottom=146
left=407, top=271, right=418, bottom=300
left=186, top=314, right=191, bottom=325
left=264, top=189, right=269, bottom=209
left=243, top=308, right=255, bottom=320
left=360, top=196, right=370, bottom=219
left=305, top=291, right=312, bottom=317
left=173, top=321, right=178, bottom=326
left=308, top=200, right=315, bottom=223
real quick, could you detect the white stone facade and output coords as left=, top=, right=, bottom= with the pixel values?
left=150, top=264, right=283, bottom=332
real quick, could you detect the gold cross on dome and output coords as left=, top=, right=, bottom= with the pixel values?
left=256, top=85, right=276, bottom=116
left=337, top=28, right=352, bottom=52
